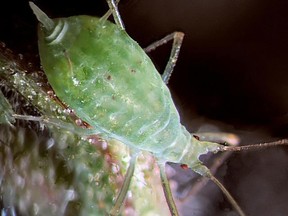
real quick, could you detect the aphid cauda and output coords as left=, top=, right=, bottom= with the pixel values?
left=27, top=1, right=288, bottom=216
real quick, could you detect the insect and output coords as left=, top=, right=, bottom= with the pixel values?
left=27, top=1, right=288, bottom=216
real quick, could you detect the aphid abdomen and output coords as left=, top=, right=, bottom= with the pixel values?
left=38, top=15, right=184, bottom=154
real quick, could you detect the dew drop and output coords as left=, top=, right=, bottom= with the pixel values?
left=18, top=54, right=23, bottom=60
left=46, top=138, right=55, bottom=149
left=33, top=203, right=39, bottom=215
left=101, top=140, right=108, bottom=150
left=111, top=163, right=120, bottom=174
left=47, top=90, right=55, bottom=97
left=0, top=42, right=6, bottom=47
left=75, top=118, right=83, bottom=126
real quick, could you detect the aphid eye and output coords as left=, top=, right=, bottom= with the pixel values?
left=193, top=135, right=200, bottom=140
left=180, top=164, right=189, bottom=170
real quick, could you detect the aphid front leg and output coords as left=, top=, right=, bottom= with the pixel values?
left=106, top=0, right=125, bottom=30
left=101, top=0, right=121, bottom=21
left=144, top=32, right=184, bottom=84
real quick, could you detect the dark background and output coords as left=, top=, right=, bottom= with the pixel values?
left=1, top=0, right=288, bottom=215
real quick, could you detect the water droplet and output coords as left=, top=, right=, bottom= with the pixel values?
left=27, top=62, right=33, bottom=68
left=46, top=138, right=55, bottom=149
left=64, top=108, right=73, bottom=114
left=0, top=42, right=6, bottom=47
left=18, top=54, right=23, bottom=60
left=47, top=90, right=55, bottom=97
left=111, top=163, right=120, bottom=174
left=75, top=119, right=82, bottom=126
left=33, top=203, right=39, bottom=215
left=101, top=140, right=108, bottom=150
left=65, top=189, right=76, bottom=201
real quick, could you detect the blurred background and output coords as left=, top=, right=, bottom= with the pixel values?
left=1, top=0, right=288, bottom=215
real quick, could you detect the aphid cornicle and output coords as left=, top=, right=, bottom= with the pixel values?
left=29, top=1, right=245, bottom=215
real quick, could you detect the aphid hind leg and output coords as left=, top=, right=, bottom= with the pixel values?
left=110, top=150, right=138, bottom=216
left=158, top=162, right=179, bottom=216
left=144, top=32, right=184, bottom=84
left=192, top=164, right=246, bottom=216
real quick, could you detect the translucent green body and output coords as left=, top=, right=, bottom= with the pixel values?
left=37, top=15, right=219, bottom=165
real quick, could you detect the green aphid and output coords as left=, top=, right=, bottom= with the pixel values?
left=29, top=1, right=245, bottom=215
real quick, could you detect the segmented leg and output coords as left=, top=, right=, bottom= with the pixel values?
left=106, top=0, right=125, bottom=30
left=12, top=114, right=99, bottom=136
left=110, top=151, right=138, bottom=216
left=192, top=164, right=246, bottom=216
left=101, top=0, right=121, bottom=21
left=144, top=32, right=184, bottom=84
left=158, top=162, right=179, bottom=216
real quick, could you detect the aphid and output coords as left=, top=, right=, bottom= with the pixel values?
left=28, top=1, right=288, bottom=215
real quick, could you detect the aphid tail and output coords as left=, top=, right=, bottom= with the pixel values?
left=178, top=136, right=245, bottom=216
left=29, top=2, right=55, bottom=31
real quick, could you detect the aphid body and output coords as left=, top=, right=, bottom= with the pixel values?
left=29, top=1, right=245, bottom=215
left=32, top=4, right=218, bottom=168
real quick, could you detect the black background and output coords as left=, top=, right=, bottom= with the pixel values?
left=1, top=0, right=288, bottom=215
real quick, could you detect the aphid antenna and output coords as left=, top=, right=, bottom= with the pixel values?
left=217, top=139, right=288, bottom=152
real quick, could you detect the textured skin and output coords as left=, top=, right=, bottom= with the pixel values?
left=37, top=15, right=219, bottom=164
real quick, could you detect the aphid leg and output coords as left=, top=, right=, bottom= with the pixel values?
left=12, top=114, right=98, bottom=136
left=144, top=32, right=184, bottom=84
left=106, top=0, right=125, bottom=30
left=158, top=162, right=179, bottom=216
left=193, top=164, right=246, bottom=216
left=101, top=0, right=121, bottom=21
left=110, top=150, right=139, bottom=216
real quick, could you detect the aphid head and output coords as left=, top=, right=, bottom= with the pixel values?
left=29, top=2, right=68, bottom=45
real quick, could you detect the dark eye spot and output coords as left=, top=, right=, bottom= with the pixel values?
left=180, top=164, right=189, bottom=170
